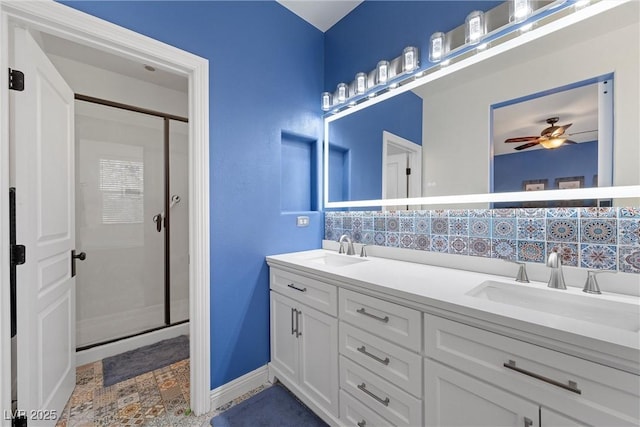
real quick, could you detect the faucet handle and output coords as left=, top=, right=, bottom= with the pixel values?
left=583, top=270, right=614, bottom=294
left=503, top=259, right=529, bottom=283
left=360, top=244, right=367, bottom=258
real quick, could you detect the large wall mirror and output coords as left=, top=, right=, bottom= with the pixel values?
left=324, top=0, right=639, bottom=209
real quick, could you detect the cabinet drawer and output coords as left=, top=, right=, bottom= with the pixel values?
left=271, top=269, right=337, bottom=316
left=340, top=389, right=394, bottom=427
left=340, top=322, right=422, bottom=397
left=340, top=356, right=422, bottom=427
left=425, top=314, right=640, bottom=426
left=339, top=288, right=421, bottom=351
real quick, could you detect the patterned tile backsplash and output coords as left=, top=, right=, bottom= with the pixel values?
left=325, top=207, right=640, bottom=273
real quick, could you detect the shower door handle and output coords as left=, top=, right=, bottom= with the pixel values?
left=71, top=250, right=86, bottom=278
left=153, top=213, right=163, bottom=232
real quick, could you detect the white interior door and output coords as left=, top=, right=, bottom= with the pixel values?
left=11, top=27, right=75, bottom=424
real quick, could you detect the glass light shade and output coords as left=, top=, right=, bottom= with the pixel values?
left=337, top=83, right=349, bottom=103
left=402, top=46, right=418, bottom=72
left=355, top=72, right=368, bottom=95
left=465, top=10, right=486, bottom=44
left=429, top=32, right=446, bottom=62
left=321, top=92, right=332, bottom=111
left=510, top=0, right=532, bottom=22
left=539, top=137, right=566, bottom=149
left=375, top=60, right=389, bottom=85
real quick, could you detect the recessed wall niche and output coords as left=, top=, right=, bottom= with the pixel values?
left=280, top=131, right=319, bottom=212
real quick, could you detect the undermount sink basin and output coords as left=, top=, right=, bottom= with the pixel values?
left=306, top=253, right=368, bottom=267
left=468, top=280, right=640, bottom=332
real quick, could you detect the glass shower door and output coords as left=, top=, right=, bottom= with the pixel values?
left=75, top=100, right=166, bottom=348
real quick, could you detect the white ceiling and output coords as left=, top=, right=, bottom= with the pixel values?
left=492, top=83, right=599, bottom=155
left=277, top=0, right=363, bottom=32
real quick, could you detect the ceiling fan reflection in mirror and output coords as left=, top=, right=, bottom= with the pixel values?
left=505, top=116, right=596, bottom=150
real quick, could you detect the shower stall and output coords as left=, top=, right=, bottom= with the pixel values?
left=74, top=96, right=189, bottom=350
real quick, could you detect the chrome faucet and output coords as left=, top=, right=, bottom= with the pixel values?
left=338, top=234, right=356, bottom=255
left=546, top=251, right=567, bottom=290
left=503, top=259, right=529, bottom=283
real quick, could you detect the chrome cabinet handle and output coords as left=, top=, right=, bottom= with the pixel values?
left=357, top=420, right=366, bottom=427
left=295, top=309, right=301, bottom=338
left=356, top=308, right=389, bottom=323
left=357, top=345, right=390, bottom=366
left=357, top=382, right=390, bottom=407
left=291, top=308, right=296, bottom=336
left=287, top=283, right=307, bottom=292
left=524, top=417, right=533, bottom=427
left=504, top=360, right=581, bottom=394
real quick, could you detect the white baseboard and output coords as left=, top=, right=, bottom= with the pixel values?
left=75, top=322, right=189, bottom=366
left=209, top=365, right=271, bottom=410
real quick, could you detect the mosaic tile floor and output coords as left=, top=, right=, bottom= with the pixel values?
left=56, top=359, right=266, bottom=427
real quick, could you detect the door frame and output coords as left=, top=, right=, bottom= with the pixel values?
left=381, top=130, right=422, bottom=200
left=0, top=0, right=211, bottom=416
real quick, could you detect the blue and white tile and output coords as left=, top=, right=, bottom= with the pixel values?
left=491, top=239, right=517, bottom=260
left=619, top=207, right=640, bottom=218
left=330, top=214, right=342, bottom=230
left=546, top=242, right=579, bottom=267
left=469, top=209, right=491, bottom=218
left=351, top=230, right=363, bottom=243
left=491, top=218, right=517, bottom=239
left=517, top=218, right=546, bottom=241
left=448, top=209, right=468, bottom=218
left=517, top=208, right=545, bottom=218
left=469, top=238, right=491, bottom=258
left=492, top=209, right=516, bottom=218
left=579, top=207, right=616, bottom=218
left=431, top=209, right=448, bottom=218
left=399, top=214, right=416, bottom=233
left=325, top=228, right=336, bottom=241
left=431, top=217, right=449, bottom=235
left=386, top=216, right=400, bottom=232
left=416, top=217, right=430, bottom=234
left=430, top=235, right=449, bottom=253
left=517, top=241, right=546, bottom=263
left=449, top=237, right=469, bottom=255
left=580, top=244, right=617, bottom=271
left=618, top=246, right=640, bottom=273
left=546, top=208, right=578, bottom=218
left=351, top=215, right=363, bottom=231
left=400, top=234, right=414, bottom=249
left=469, top=218, right=491, bottom=238
left=342, top=216, right=352, bottom=230
left=449, top=217, right=469, bottom=236
left=386, top=232, right=400, bottom=247
left=618, top=219, right=639, bottom=245
left=374, top=232, right=386, bottom=246
left=580, top=218, right=617, bottom=244
left=361, top=232, right=374, bottom=245
left=414, top=234, right=430, bottom=251
left=374, top=214, right=386, bottom=231
left=546, top=218, right=578, bottom=242
left=362, top=215, right=374, bottom=231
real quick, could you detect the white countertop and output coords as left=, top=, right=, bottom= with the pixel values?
left=267, top=249, right=640, bottom=374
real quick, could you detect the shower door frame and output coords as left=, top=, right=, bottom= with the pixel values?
left=0, top=0, right=211, bottom=416
left=74, top=94, right=190, bottom=351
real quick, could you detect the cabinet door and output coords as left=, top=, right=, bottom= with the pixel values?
left=426, top=359, right=539, bottom=427
left=270, top=292, right=299, bottom=383
left=298, top=305, right=339, bottom=416
left=542, top=408, right=589, bottom=427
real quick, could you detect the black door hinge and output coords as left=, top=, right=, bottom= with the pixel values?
left=406, top=167, right=411, bottom=176
left=11, top=244, right=26, bottom=266
left=12, top=414, right=28, bottom=427
left=9, top=68, right=24, bottom=91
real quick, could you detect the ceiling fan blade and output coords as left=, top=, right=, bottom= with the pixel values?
left=551, top=123, right=573, bottom=137
left=514, top=142, right=540, bottom=151
left=505, top=136, right=539, bottom=143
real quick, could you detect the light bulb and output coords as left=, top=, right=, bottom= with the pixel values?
left=376, top=60, right=389, bottom=85
left=429, top=32, right=446, bottom=63
left=337, top=83, right=348, bottom=103
left=355, top=72, right=367, bottom=95
left=402, top=46, right=418, bottom=72
left=510, top=0, right=532, bottom=22
left=465, top=11, right=486, bottom=45
left=540, top=137, right=566, bottom=149
left=321, top=92, right=332, bottom=111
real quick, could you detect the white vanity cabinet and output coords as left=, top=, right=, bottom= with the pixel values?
left=424, top=314, right=640, bottom=427
left=338, top=288, right=423, bottom=427
left=269, top=269, right=339, bottom=419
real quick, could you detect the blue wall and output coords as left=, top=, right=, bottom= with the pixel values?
left=324, top=0, right=502, bottom=89
left=59, top=1, right=324, bottom=389
left=329, top=91, right=422, bottom=201
left=493, top=141, right=598, bottom=193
